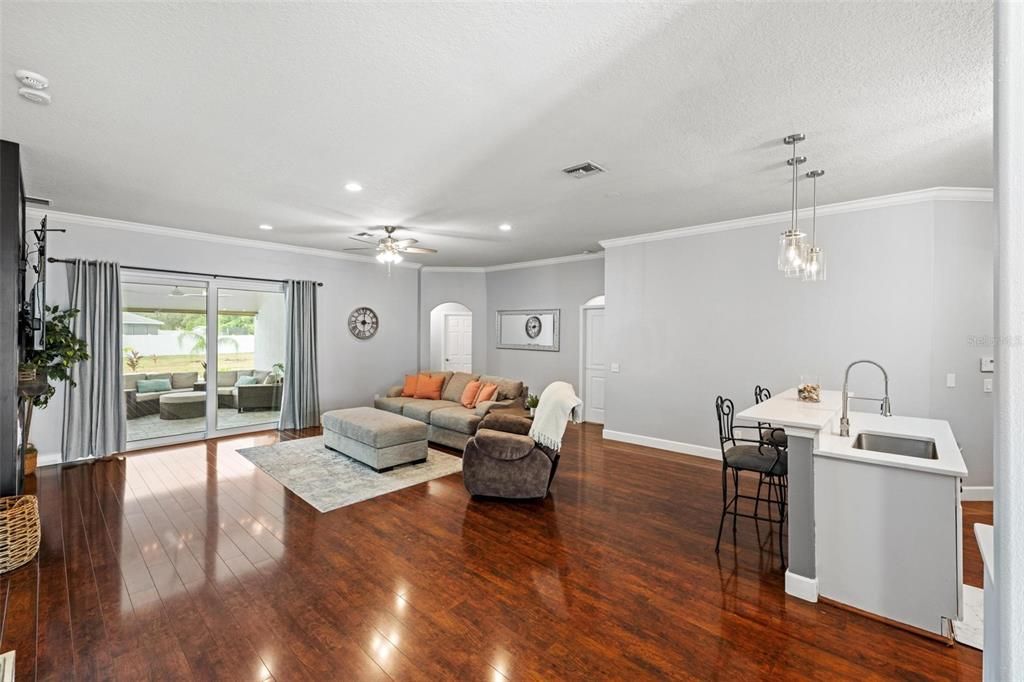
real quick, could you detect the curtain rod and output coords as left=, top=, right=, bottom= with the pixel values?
left=46, top=257, right=323, bottom=287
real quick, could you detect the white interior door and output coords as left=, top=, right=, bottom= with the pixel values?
left=443, top=313, right=473, bottom=372
left=583, top=307, right=607, bottom=424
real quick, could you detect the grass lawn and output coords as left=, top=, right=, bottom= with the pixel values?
left=123, top=353, right=255, bottom=374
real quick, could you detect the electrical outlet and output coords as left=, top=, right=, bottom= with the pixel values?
left=946, top=373, right=956, bottom=388
left=610, top=363, right=620, bottom=373
left=984, top=378, right=993, bottom=393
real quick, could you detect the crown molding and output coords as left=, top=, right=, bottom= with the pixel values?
left=598, top=186, right=994, bottom=249
left=421, top=251, right=604, bottom=274
left=26, top=208, right=424, bottom=269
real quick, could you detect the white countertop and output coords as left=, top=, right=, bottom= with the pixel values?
left=736, top=387, right=844, bottom=431
left=816, top=411, right=967, bottom=477
left=737, top=386, right=967, bottom=477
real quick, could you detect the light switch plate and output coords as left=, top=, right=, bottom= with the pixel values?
left=980, top=356, right=994, bottom=373
left=984, top=378, right=993, bottom=393
left=946, top=373, right=956, bottom=388
left=610, top=362, right=620, bottom=373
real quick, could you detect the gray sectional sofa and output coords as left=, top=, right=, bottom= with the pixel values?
left=373, top=371, right=527, bottom=449
left=124, top=371, right=200, bottom=419
left=125, top=368, right=282, bottom=419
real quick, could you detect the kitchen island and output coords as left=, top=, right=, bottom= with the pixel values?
left=738, top=387, right=967, bottom=637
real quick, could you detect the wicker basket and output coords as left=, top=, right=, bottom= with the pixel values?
left=0, top=496, right=41, bottom=573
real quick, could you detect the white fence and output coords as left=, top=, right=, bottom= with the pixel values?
left=123, top=331, right=256, bottom=356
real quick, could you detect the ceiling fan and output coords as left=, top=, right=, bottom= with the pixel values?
left=344, top=226, right=438, bottom=265
left=168, top=287, right=232, bottom=298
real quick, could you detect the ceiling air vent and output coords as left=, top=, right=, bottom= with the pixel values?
left=561, top=161, right=606, bottom=178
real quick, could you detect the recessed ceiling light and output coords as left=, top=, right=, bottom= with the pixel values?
left=258, top=224, right=273, bottom=231
left=345, top=182, right=363, bottom=192
left=499, top=223, right=512, bottom=232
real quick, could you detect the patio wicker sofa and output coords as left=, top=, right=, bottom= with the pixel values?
left=125, top=369, right=282, bottom=419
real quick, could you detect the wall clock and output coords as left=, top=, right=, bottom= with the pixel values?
left=348, top=307, right=379, bottom=339
left=525, top=315, right=542, bottom=339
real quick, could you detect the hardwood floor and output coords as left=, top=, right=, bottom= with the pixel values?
left=0, top=423, right=988, bottom=680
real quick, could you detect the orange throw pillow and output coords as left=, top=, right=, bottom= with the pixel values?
left=475, top=383, right=498, bottom=406
left=414, top=373, right=445, bottom=400
left=401, top=374, right=419, bottom=398
left=460, top=380, right=482, bottom=408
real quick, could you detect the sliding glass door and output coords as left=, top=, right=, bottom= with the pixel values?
left=121, top=274, right=286, bottom=448
left=214, top=286, right=286, bottom=431
left=122, top=278, right=209, bottom=445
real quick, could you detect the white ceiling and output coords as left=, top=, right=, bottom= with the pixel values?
left=1, top=1, right=993, bottom=267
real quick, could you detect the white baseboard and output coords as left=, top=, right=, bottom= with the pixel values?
left=962, top=486, right=993, bottom=502
left=37, top=452, right=63, bottom=468
left=601, top=429, right=721, bottom=460
left=785, top=570, right=819, bottom=602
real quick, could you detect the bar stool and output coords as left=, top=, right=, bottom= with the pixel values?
left=714, top=395, right=788, bottom=565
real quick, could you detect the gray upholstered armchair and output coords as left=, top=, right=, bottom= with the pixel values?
left=462, top=412, right=560, bottom=499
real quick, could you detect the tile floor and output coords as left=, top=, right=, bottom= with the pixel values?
left=126, top=407, right=280, bottom=442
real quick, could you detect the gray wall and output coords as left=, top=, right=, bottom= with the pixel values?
left=604, top=200, right=994, bottom=486
left=419, top=270, right=488, bottom=372
left=485, top=257, right=604, bottom=396
left=34, top=217, right=420, bottom=458
left=929, top=201, right=995, bottom=485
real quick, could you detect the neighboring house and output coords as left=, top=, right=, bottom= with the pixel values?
left=122, top=311, right=163, bottom=335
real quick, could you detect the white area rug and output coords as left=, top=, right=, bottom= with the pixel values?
left=237, top=436, right=462, bottom=513
left=953, top=585, right=984, bottom=650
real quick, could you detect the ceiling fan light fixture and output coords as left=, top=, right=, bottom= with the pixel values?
left=258, top=223, right=273, bottom=230
left=499, top=223, right=512, bottom=232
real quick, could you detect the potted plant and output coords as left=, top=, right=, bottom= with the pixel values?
left=18, top=306, right=89, bottom=475
left=525, top=393, right=539, bottom=417
left=271, top=362, right=285, bottom=384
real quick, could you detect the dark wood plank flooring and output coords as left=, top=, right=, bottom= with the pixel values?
left=0, top=424, right=988, bottom=680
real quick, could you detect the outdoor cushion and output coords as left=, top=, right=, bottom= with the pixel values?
left=479, top=375, right=523, bottom=402
left=235, top=375, right=259, bottom=386
left=123, top=373, right=146, bottom=390
left=217, top=371, right=238, bottom=387
left=441, top=372, right=479, bottom=403
left=171, top=371, right=198, bottom=389
left=401, top=399, right=459, bottom=423
left=430, top=406, right=482, bottom=435
left=321, top=407, right=427, bottom=448
left=253, top=370, right=270, bottom=383
left=375, top=396, right=416, bottom=414
left=217, top=387, right=234, bottom=395
left=137, top=378, right=172, bottom=393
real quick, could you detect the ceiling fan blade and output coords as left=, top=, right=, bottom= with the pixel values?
left=400, top=246, right=438, bottom=254
left=394, top=238, right=419, bottom=247
left=343, top=247, right=378, bottom=252
left=349, top=236, right=380, bottom=245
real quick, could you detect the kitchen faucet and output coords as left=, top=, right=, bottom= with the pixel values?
left=840, top=360, right=892, bottom=437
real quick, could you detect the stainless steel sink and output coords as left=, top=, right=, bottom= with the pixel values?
left=852, top=432, right=938, bottom=460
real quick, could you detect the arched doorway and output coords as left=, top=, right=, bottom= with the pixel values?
left=579, top=294, right=606, bottom=424
left=429, top=302, right=472, bottom=372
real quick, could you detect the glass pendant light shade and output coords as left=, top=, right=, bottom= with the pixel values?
left=802, top=246, right=826, bottom=281
left=778, top=230, right=807, bottom=273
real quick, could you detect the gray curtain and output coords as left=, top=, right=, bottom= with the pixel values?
left=279, top=280, right=320, bottom=430
left=62, top=260, right=125, bottom=460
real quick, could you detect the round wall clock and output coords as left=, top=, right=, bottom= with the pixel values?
left=525, top=315, right=543, bottom=339
left=348, top=307, right=379, bottom=339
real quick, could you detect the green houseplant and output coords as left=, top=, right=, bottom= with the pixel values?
left=525, top=393, right=539, bottom=416
left=18, top=306, right=90, bottom=472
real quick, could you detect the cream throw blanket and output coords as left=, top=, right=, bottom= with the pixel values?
left=529, top=381, right=583, bottom=452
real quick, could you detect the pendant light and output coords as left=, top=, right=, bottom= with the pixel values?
left=778, top=133, right=808, bottom=277
left=802, top=169, right=826, bottom=281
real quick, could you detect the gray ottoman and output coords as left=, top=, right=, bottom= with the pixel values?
left=321, top=407, right=428, bottom=472
left=159, top=391, right=206, bottom=420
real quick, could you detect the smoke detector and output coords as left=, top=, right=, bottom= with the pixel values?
left=561, top=161, right=606, bottom=178
left=15, top=70, right=48, bottom=89
left=18, top=87, right=50, bottom=105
